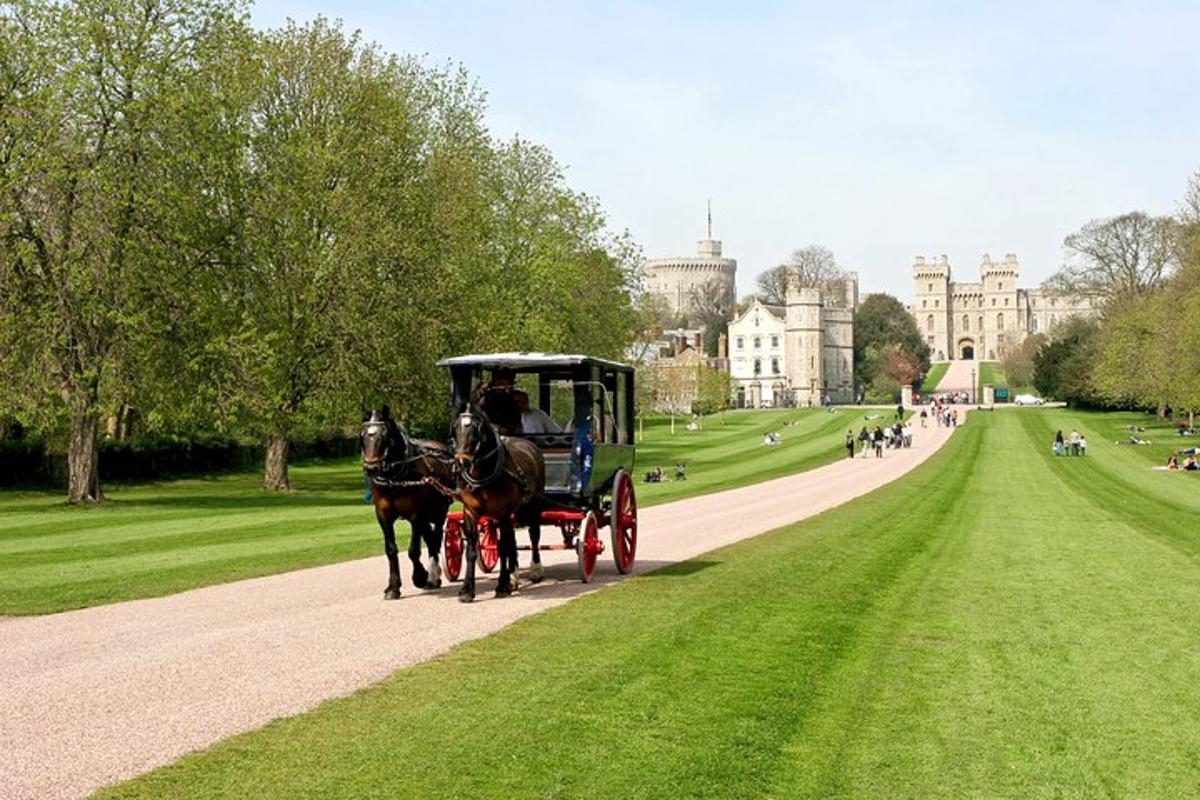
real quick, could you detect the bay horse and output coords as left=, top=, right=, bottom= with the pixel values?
left=450, top=403, right=545, bottom=602
left=361, top=407, right=453, bottom=599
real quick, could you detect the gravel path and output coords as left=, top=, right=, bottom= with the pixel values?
left=0, top=409, right=959, bottom=800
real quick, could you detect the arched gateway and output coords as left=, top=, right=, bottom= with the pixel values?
left=958, top=339, right=975, bottom=360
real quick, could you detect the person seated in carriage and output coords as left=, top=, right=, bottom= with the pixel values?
left=513, top=389, right=561, bottom=435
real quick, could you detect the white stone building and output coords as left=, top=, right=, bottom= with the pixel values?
left=645, top=237, right=737, bottom=319
left=729, top=275, right=858, bottom=407
left=910, top=253, right=1102, bottom=361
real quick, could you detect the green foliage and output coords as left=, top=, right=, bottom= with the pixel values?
left=0, top=3, right=639, bottom=495
left=1033, top=317, right=1102, bottom=405
left=853, top=293, right=931, bottom=399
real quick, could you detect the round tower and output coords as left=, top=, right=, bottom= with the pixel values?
left=645, top=238, right=737, bottom=320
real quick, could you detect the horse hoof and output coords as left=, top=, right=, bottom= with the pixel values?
left=458, top=590, right=475, bottom=604
left=527, top=564, right=545, bottom=584
left=384, top=588, right=401, bottom=600
left=411, top=568, right=429, bottom=589
left=495, top=585, right=513, bottom=598
left=427, top=578, right=442, bottom=589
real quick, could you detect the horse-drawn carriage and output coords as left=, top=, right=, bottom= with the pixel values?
left=438, top=353, right=639, bottom=585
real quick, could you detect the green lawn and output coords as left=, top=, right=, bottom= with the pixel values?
left=99, top=408, right=1200, bottom=798
left=979, top=361, right=1036, bottom=396
left=919, top=361, right=948, bottom=392
left=0, top=409, right=854, bottom=615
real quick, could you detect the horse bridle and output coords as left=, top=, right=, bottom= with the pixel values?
left=362, top=416, right=417, bottom=478
left=453, top=408, right=509, bottom=490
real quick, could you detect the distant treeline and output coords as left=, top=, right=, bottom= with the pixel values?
left=0, top=1, right=640, bottom=502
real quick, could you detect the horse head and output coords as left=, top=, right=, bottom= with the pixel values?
left=361, top=405, right=406, bottom=475
left=451, top=403, right=494, bottom=471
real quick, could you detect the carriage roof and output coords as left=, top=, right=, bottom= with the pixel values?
left=436, top=352, right=633, bottom=374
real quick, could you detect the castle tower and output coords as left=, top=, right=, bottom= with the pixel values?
left=913, top=255, right=951, bottom=360
left=822, top=273, right=857, bottom=403
left=644, top=208, right=737, bottom=320
left=980, top=253, right=1020, bottom=360
left=785, top=284, right=824, bottom=406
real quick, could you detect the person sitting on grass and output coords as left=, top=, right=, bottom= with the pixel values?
left=1167, top=454, right=1180, bottom=471
left=1120, top=436, right=1151, bottom=445
left=1186, top=456, right=1199, bottom=472
left=675, top=462, right=687, bottom=480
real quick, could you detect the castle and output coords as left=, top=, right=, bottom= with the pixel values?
left=644, top=214, right=737, bottom=318
left=911, top=253, right=1101, bottom=361
left=728, top=276, right=858, bottom=407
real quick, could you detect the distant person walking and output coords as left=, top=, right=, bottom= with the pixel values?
left=845, top=429, right=856, bottom=459
left=1054, top=429, right=1065, bottom=456
left=1069, top=429, right=1081, bottom=456
left=920, top=409, right=928, bottom=428
left=896, top=403, right=904, bottom=420
left=873, top=426, right=884, bottom=458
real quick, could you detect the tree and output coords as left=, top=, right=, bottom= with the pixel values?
left=1033, top=318, right=1102, bottom=406
left=692, top=364, right=734, bottom=417
left=755, top=244, right=846, bottom=306
left=1049, top=212, right=1180, bottom=300
left=690, top=277, right=733, bottom=356
left=852, top=293, right=931, bottom=392
left=0, top=0, right=246, bottom=502
left=998, top=333, right=1045, bottom=389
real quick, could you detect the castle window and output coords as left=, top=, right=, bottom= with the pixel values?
left=999, top=282, right=1003, bottom=291
left=1005, top=297, right=1010, bottom=306
left=934, top=299, right=939, bottom=307
left=962, top=314, right=969, bottom=330
left=928, top=283, right=932, bottom=293
left=926, top=314, right=934, bottom=332
left=1032, top=317, right=1039, bottom=333
left=753, top=358, right=761, bottom=375
left=771, top=357, right=780, bottom=375
left=997, top=313, right=1004, bottom=330
left=991, top=298, right=996, bottom=307
left=770, top=335, right=779, bottom=348
left=735, top=337, right=744, bottom=350
left=753, top=336, right=761, bottom=349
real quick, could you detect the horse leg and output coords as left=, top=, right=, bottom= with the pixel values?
left=378, top=510, right=402, bottom=600
left=495, top=517, right=515, bottom=598
left=459, top=514, right=477, bottom=603
left=527, top=520, right=544, bottom=583
left=408, top=517, right=429, bottom=589
left=426, top=512, right=445, bottom=589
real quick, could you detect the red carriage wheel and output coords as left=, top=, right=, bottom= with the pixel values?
left=443, top=517, right=464, bottom=582
left=477, top=517, right=500, bottom=574
left=610, top=469, right=638, bottom=574
left=576, top=511, right=602, bottom=583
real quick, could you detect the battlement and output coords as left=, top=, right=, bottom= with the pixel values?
left=913, top=254, right=950, bottom=280
left=981, top=252, right=1019, bottom=276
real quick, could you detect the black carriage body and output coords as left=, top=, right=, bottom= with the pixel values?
left=438, top=352, right=635, bottom=503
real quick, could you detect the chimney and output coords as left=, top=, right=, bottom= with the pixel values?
left=718, top=332, right=728, bottom=359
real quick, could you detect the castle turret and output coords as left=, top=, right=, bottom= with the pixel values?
left=913, top=255, right=951, bottom=360
left=785, top=283, right=824, bottom=406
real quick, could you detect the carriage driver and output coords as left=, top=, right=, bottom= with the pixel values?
left=475, top=368, right=522, bottom=435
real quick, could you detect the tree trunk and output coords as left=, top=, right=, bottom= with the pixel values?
left=264, top=432, right=291, bottom=491
left=67, top=410, right=102, bottom=504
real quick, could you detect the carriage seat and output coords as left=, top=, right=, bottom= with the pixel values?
left=523, top=432, right=575, bottom=451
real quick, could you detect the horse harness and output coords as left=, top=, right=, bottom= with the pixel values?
left=364, top=421, right=454, bottom=492
left=455, top=411, right=534, bottom=502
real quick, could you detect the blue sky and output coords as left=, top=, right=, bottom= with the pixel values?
left=251, top=1, right=1200, bottom=300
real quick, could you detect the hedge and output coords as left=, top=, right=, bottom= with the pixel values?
left=0, top=433, right=360, bottom=489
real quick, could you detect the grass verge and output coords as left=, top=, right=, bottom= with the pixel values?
left=99, top=409, right=1200, bottom=798
left=0, top=409, right=858, bottom=615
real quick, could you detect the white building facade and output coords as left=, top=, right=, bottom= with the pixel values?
left=911, top=253, right=1102, bottom=361
left=729, top=275, right=858, bottom=407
